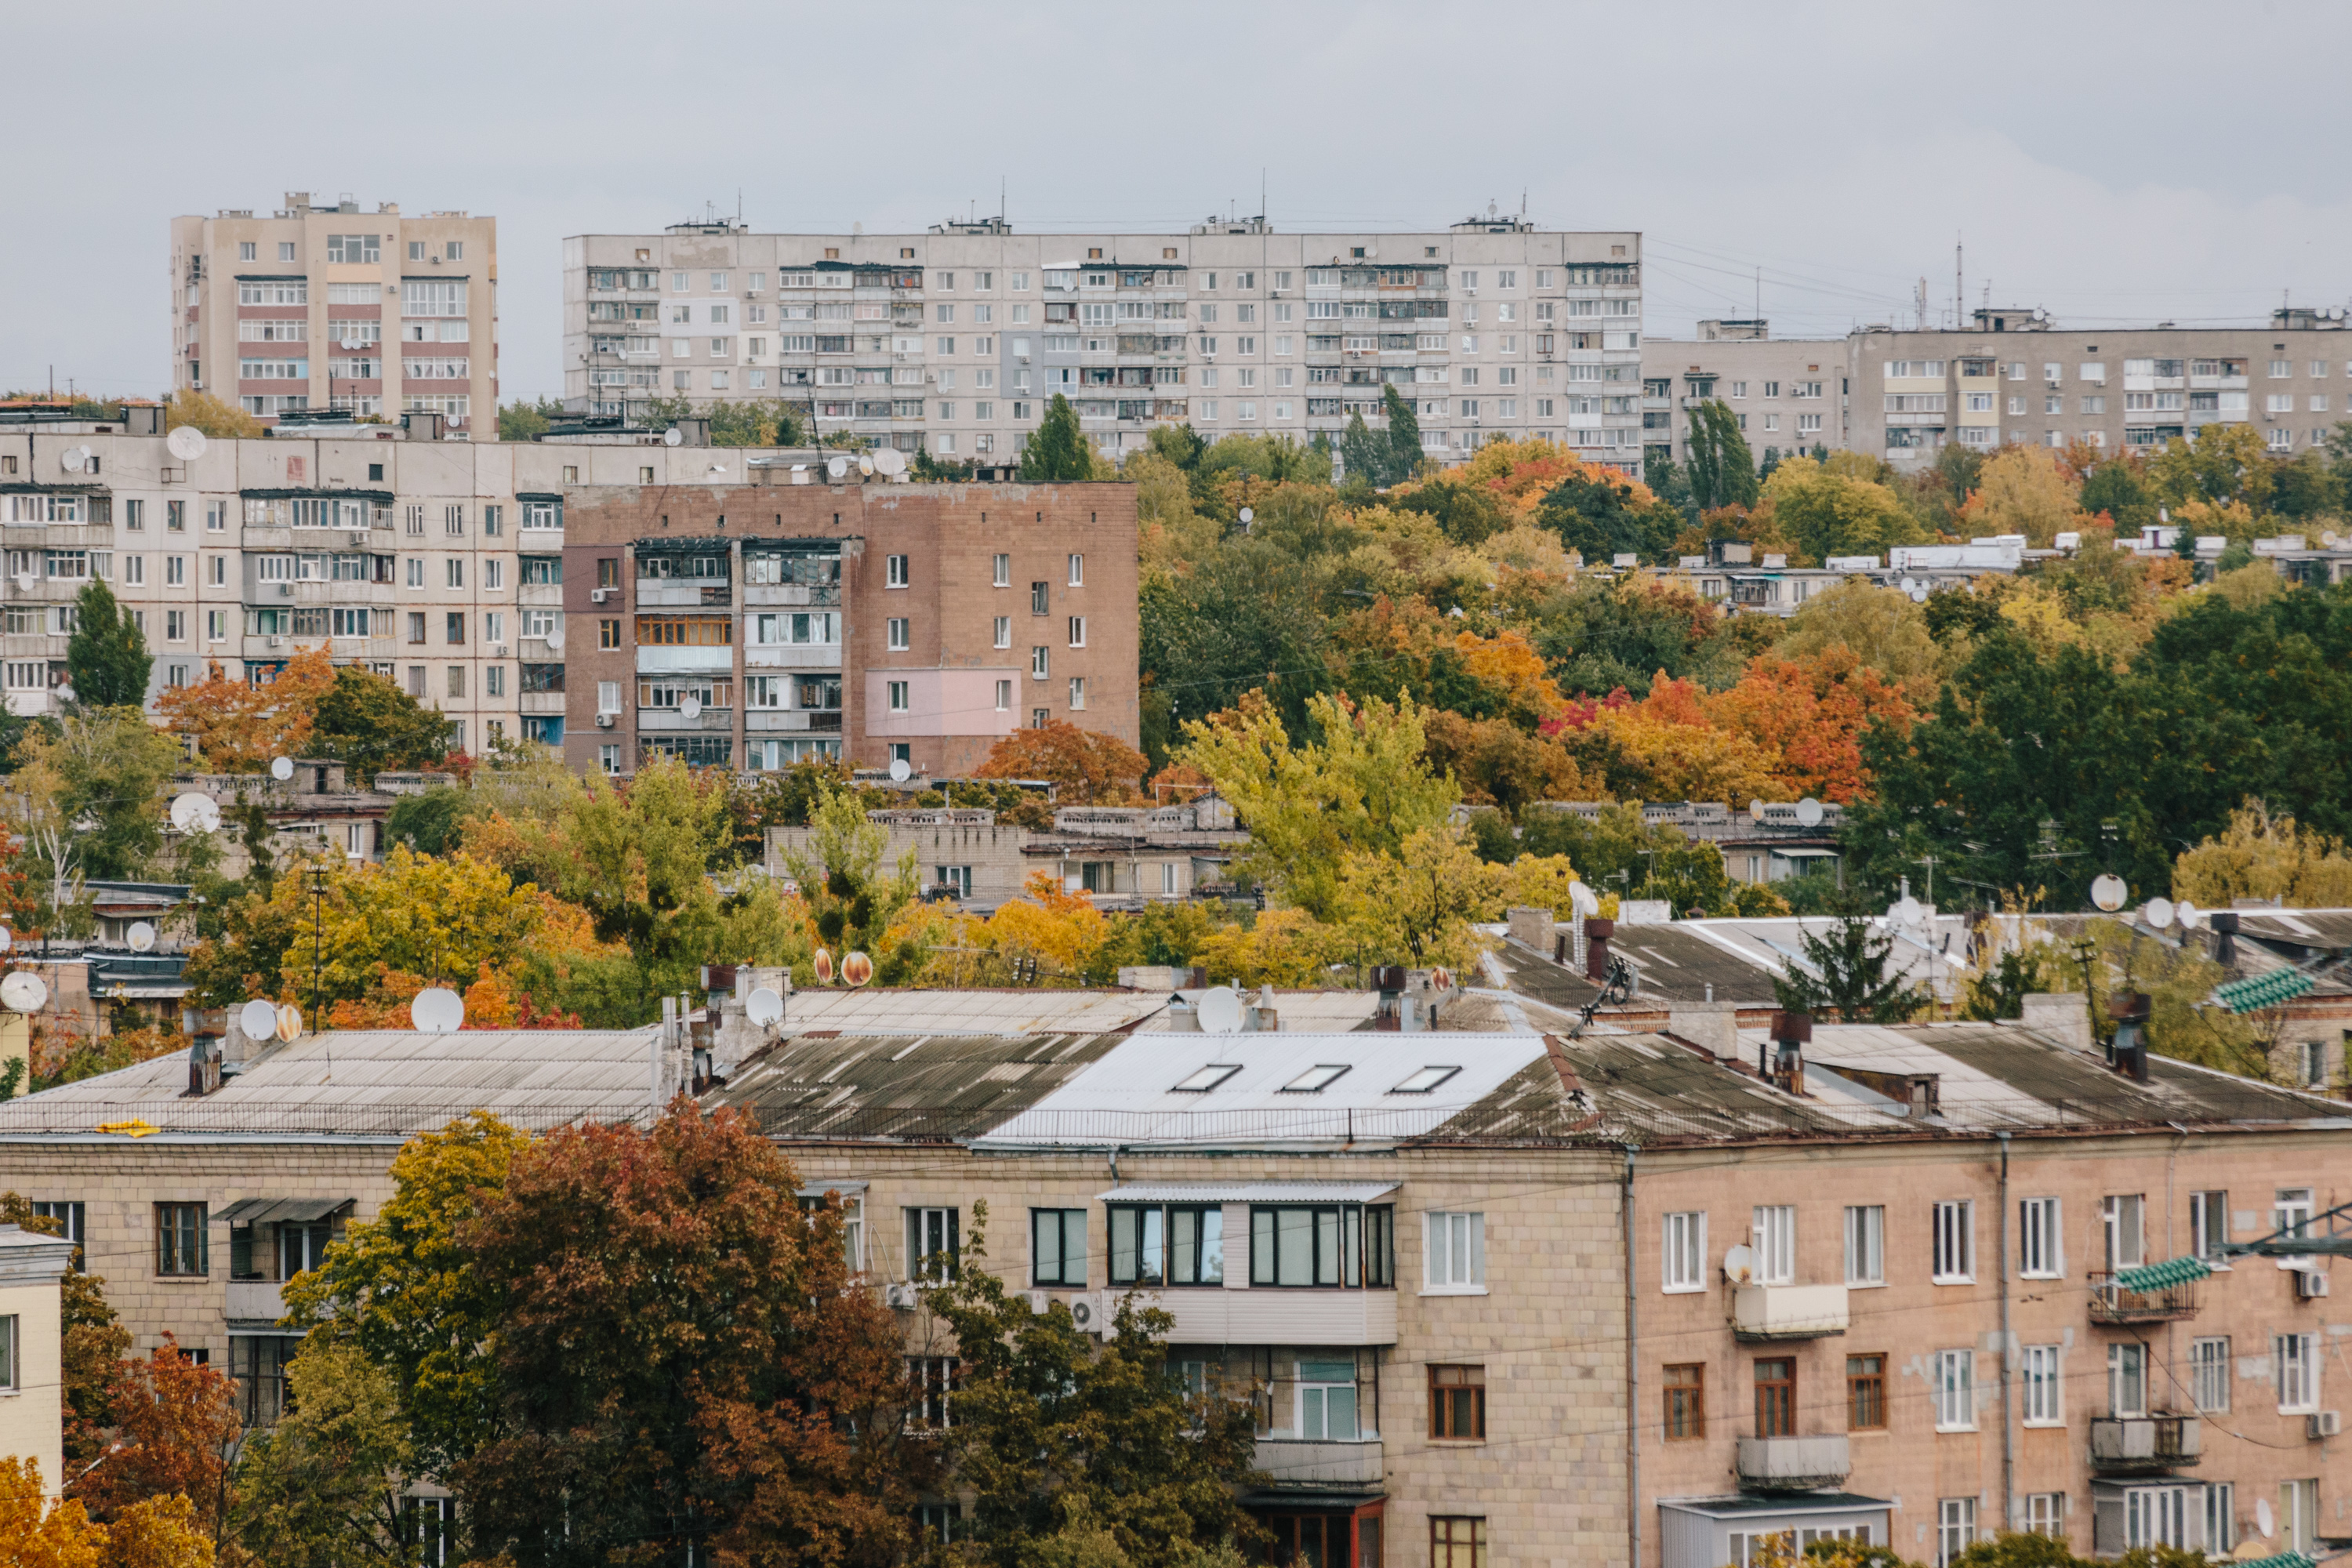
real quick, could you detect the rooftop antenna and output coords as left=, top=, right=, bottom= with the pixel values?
left=1955, top=233, right=1963, bottom=330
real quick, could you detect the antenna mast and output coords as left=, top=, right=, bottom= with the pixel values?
left=1955, top=234, right=1963, bottom=331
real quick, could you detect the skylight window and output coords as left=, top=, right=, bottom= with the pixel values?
left=1390, top=1065, right=1461, bottom=1094
left=1279, top=1064, right=1351, bottom=1094
left=1173, top=1064, right=1243, bottom=1093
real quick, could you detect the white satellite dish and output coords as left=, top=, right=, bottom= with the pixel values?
left=2142, top=897, right=2176, bottom=930
left=1893, top=895, right=1924, bottom=926
left=745, top=986, right=784, bottom=1025
left=1748, top=798, right=1766, bottom=824
left=856, top=453, right=876, bottom=477
left=2089, top=873, right=2129, bottom=913
left=1569, top=880, right=1600, bottom=919
left=0, top=928, right=12, bottom=954
left=0, top=973, right=45, bottom=1014
left=53, top=682, right=74, bottom=706
left=888, top=757, right=912, bottom=782
left=275, top=1003, right=303, bottom=1042
left=679, top=695, right=702, bottom=720
left=60, top=446, right=91, bottom=474
left=545, top=629, right=564, bottom=653
left=2176, top=900, right=2205, bottom=931
left=13, top=572, right=34, bottom=593
left=270, top=756, right=295, bottom=782
left=1196, top=987, right=1245, bottom=1036
left=126, top=922, right=156, bottom=953
left=1795, top=797, right=1824, bottom=828
left=238, top=999, right=278, bottom=1040
left=1722, top=1243, right=1757, bottom=1286
left=826, top=455, right=850, bottom=481
left=662, top=426, right=684, bottom=448
left=873, top=447, right=907, bottom=479
left=410, top=986, right=465, bottom=1034
left=2256, top=1498, right=2274, bottom=1540
left=1237, top=506, right=1254, bottom=527
left=170, top=793, right=222, bottom=833
left=165, top=426, right=208, bottom=462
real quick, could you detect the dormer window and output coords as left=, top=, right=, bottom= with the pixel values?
left=1280, top=1065, right=1350, bottom=1094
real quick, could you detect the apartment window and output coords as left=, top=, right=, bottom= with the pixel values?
left=1298, top=1360, right=1359, bottom=1439
left=207, top=610, right=227, bottom=641
left=2103, top=1194, right=2145, bottom=1269
left=2022, top=1344, right=2062, bottom=1425
left=1248, top=1204, right=1393, bottom=1287
left=1425, top=1211, right=1486, bottom=1292
left=1751, top=1205, right=1794, bottom=1286
left=1932, top=1348, right=1973, bottom=1429
left=906, top=1207, right=959, bottom=1282
left=1932, top=1201, right=1974, bottom=1282
left=2274, top=1187, right=2315, bottom=1256
left=908, top=1356, right=956, bottom=1429
left=239, top=241, right=256, bottom=261
left=2110, top=1342, right=2147, bottom=1417
left=993, top=679, right=1011, bottom=712
left=1430, top=1365, right=1486, bottom=1440
left=887, top=680, right=910, bottom=713
left=1066, top=615, right=1085, bottom=648
left=2025, top=1494, right=2066, bottom=1540
left=0, top=1312, right=14, bottom=1391
left=1662, top=1210, right=1706, bottom=1292
left=1847, top=1354, right=1886, bottom=1430
left=2190, top=1336, right=2230, bottom=1413
left=1031, top=1209, right=1086, bottom=1287
left=2190, top=1190, right=2230, bottom=1261
left=1107, top=1204, right=1221, bottom=1287
left=887, top=619, right=909, bottom=652
left=1032, top=646, right=1048, bottom=680
left=992, top=553, right=1011, bottom=588
left=1663, top=1363, right=1704, bottom=1439
left=1066, top=551, right=1084, bottom=586
left=1754, top=1359, right=1795, bottom=1437
left=1937, top=1499, right=1976, bottom=1567
left=1844, top=1205, right=1884, bottom=1286
left=2019, top=1197, right=2061, bottom=1277
left=447, top=666, right=466, bottom=699
left=156, top=1202, right=207, bottom=1276
left=2276, top=1332, right=2318, bottom=1412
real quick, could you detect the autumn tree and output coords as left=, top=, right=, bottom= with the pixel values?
left=154, top=646, right=336, bottom=771
left=1335, top=826, right=1508, bottom=968
left=2172, top=798, right=2352, bottom=908
left=1764, top=456, right=1926, bottom=564
left=226, top=1343, right=413, bottom=1567
left=163, top=389, right=264, bottom=438
left=975, top=720, right=1150, bottom=804
left=2150, top=423, right=2274, bottom=514
left=779, top=784, right=923, bottom=985
left=8, top=706, right=186, bottom=916
left=0, top=1193, right=131, bottom=1460
left=71, top=1336, right=241, bottom=1545
left=1962, top=444, right=2082, bottom=546
left=64, top=579, right=152, bottom=710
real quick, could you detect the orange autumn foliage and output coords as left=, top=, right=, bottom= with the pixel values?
left=1450, top=629, right=1566, bottom=720
left=154, top=645, right=336, bottom=771
left=1706, top=650, right=1918, bottom=804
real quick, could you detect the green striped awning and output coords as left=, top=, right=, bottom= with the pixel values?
left=2230, top=1553, right=2314, bottom=1568
left=2214, top=970, right=2316, bottom=1014
left=2114, top=1255, right=2212, bottom=1294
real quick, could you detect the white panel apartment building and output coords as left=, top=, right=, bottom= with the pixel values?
left=169, top=194, right=498, bottom=437
left=562, top=216, right=1646, bottom=472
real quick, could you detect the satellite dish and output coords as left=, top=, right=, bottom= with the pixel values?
left=0, top=973, right=45, bottom=1014
left=53, top=682, right=74, bottom=706
left=812, top=948, right=835, bottom=984
left=127, top=922, right=156, bottom=953
left=409, top=986, right=464, bottom=1034
left=662, top=426, right=684, bottom=448
left=2089, top=873, right=2129, bottom=913
left=1722, top=1243, right=1758, bottom=1286
left=60, top=446, right=90, bottom=474
left=13, top=573, right=34, bottom=593
left=0, top=928, right=11, bottom=954
left=270, top=756, right=295, bottom=782
left=2256, top=1498, right=2274, bottom=1540
left=841, top=951, right=873, bottom=987
left=1238, top=506, right=1254, bottom=527
left=1196, top=987, right=1245, bottom=1036
left=2176, top=900, right=2205, bottom=931
left=888, top=757, right=912, bottom=782
left=856, top=453, right=876, bottom=477
left=745, top=986, right=784, bottom=1025
left=1569, top=881, right=1600, bottom=918
left=1748, top=798, right=1766, bottom=824
left=1795, top=797, right=1824, bottom=828
left=238, top=999, right=278, bottom=1040
left=679, top=695, right=702, bottom=720
left=170, top=793, right=222, bottom=833
left=826, top=455, right=850, bottom=481
left=545, top=630, right=565, bottom=653
left=873, top=447, right=907, bottom=478
left=275, top=1003, right=303, bottom=1042
left=165, top=426, right=208, bottom=462
left=1893, top=895, right=1923, bottom=926
left=2143, top=897, right=2176, bottom=930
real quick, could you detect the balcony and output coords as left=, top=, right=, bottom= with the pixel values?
left=1735, top=1435, right=1851, bottom=1492
left=2089, top=1271, right=2200, bottom=1324
left=2089, top=1414, right=2201, bottom=1475
left=1732, top=1283, right=1849, bottom=1341
left=224, top=1279, right=287, bottom=1326
left=638, top=707, right=733, bottom=733
left=1251, top=1437, right=1382, bottom=1490
left=1102, top=1287, right=1396, bottom=1347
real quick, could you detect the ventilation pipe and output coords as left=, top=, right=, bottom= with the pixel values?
left=1766, top=1011, right=1811, bottom=1094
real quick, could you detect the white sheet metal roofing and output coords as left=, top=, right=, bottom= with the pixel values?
left=1095, top=1182, right=1399, bottom=1204
left=977, top=1029, right=1554, bottom=1148
left=777, top=989, right=1168, bottom=1036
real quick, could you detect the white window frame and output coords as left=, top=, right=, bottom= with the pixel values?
left=2021, top=1343, right=2062, bottom=1425
left=887, top=618, right=910, bottom=652
left=887, top=553, right=909, bottom=588
left=1844, top=1205, right=1884, bottom=1287
left=2109, top=1341, right=2147, bottom=1417
left=1932, top=1348, right=1975, bottom=1431
left=2103, top=1194, right=2145, bottom=1269
left=1662, top=1210, right=1706, bottom=1294
left=1423, top=1210, right=1486, bottom=1294
left=2190, top=1190, right=2230, bottom=1264
left=2276, top=1332, right=2318, bottom=1413
left=1067, top=552, right=1084, bottom=586
left=1936, top=1497, right=1976, bottom=1566
left=1932, top=1200, right=1975, bottom=1283
left=2019, top=1197, right=2062, bottom=1279
left=2190, top=1336, right=2230, bottom=1414
left=1751, top=1205, right=1794, bottom=1286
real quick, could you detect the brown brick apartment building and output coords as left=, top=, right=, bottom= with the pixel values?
left=557, top=478, right=1138, bottom=779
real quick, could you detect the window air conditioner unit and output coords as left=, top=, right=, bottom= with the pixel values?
left=595, top=713, right=615, bottom=728
left=2310, top=1411, right=2343, bottom=1439
left=350, top=531, right=369, bottom=544
left=2296, top=1268, right=2330, bottom=1299
left=267, top=636, right=283, bottom=648
left=493, top=644, right=507, bottom=657
left=884, top=1282, right=919, bottom=1310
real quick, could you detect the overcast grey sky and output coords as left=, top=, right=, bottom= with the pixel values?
left=12, top=0, right=2352, bottom=404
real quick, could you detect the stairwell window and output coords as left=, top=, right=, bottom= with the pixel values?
left=1663, top=1363, right=1704, bottom=1439
left=1429, top=1365, right=1485, bottom=1440
left=1751, top=1205, right=1794, bottom=1285
left=1932, top=1200, right=1974, bottom=1283
left=1663, top=1211, right=1706, bottom=1293
left=1754, top=1358, right=1795, bottom=1437
left=2191, top=1336, right=2230, bottom=1413
left=2110, top=1343, right=2148, bottom=1417
left=1932, top=1348, right=1975, bottom=1429
left=1424, top=1211, right=1486, bottom=1293
left=1848, top=1354, right=1886, bottom=1430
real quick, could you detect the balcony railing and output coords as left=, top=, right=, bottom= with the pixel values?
left=1735, top=1434, right=1851, bottom=1492
left=1250, top=1437, right=1382, bottom=1490
left=2088, top=1270, right=2200, bottom=1324
left=2089, top=1414, right=2200, bottom=1475
left=1733, top=1283, right=1848, bottom=1340
left=224, top=1279, right=288, bottom=1325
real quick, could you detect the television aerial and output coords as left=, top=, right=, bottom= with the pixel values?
left=165, top=426, right=209, bottom=462
left=745, top=986, right=785, bottom=1025
left=1196, top=986, right=1244, bottom=1036
left=410, top=986, right=465, bottom=1033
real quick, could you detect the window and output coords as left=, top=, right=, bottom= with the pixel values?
left=1848, top=1354, right=1886, bottom=1430
left=1032, top=646, right=1048, bottom=679
left=1173, top=1064, right=1241, bottom=1092
left=887, top=618, right=909, bottom=651
left=906, top=1207, right=959, bottom=1282
left=1845, top=1205, right=1884, bottom=1286
left=1248, top=1205, right=1392, bottom=1287
left=2276, top=1332, right=2318, bottom=1412
left=2274, top=1187, right=2314, bottom=1261
left=1932, top=1348, right=1974, bottom=1429
left=2019, top=1197, right=2061, bottom=1277
left=1425, top=1211, right=1486, bottom=1291
left=1109, top=1205, right=1221, bottom=1286
left=447, top=666, right=466, bottom=699
left=2109, top=1342, right=2147, bottom=1417
left=0, top=1312, right=13, bottom=1392
left=2190, top=1190, right=2229, bottom=1262
left=1298, top=1359, right=1359, bottom=1439
left=1663, top=1363, right=1704, bottom=1440
left=2190, top=1336, right=2230, bottom=1413
left=1066, top=615, right=1085, bottom=648
left=2198, top=1485, right=2232, bottom=1555
left=157, top=1203, right=207, bottom=1276
left=991, top=616, right=1011, bottom=650
left=1430, top=1518, right=1486, bottom=1568
left=1933, top=1200, right=1974, bottom=1282
left=1755, top=1358, right=1795, bottom=1437
left=887, top=681, right=909, bottom=713
left=2103, top=1194, right=2145, bottom=1269
left=992, top=553, right=1011, bottom=588
left=2024, top=1494, right=2066, bottom=1539
left=1430, top=1365, right=1486, bottom=1440
left=2022, top=1344, right=2062, bottom=1425
left=2281, top=1479, right=2320, bottom=1555
left=909, top=1356, right=956, bottom=1429
left=1663, top=1211, right=1706, bottom=1293
left=1751, top=1205, right=1794, bottom=1285
left=1937, top=1499, right=1976, bottom=1567
left=1032, top=1209, right=1086, bottom=1287
left=1282, top=1064, right=1349, bottom=1093
left=887, top=553, right=909, bottom=587
left=1068, top=677, right=1085, bottom=710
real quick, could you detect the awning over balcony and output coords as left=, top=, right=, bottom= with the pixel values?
left=211, top=1196, right=354, bottom=1227
left=2114, top=1255, right=2212, bottom=1293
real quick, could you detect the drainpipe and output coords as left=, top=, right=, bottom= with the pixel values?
left=1997, top=1131, right=2014, bottom=1531
left=1623, top=1143, right=1642, bottom=1568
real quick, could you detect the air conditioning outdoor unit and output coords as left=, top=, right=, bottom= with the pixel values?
left=267, top=637, right=283, bottom=648
left=590, top=588, right=610, bottom=604
left=883, top=1283, right=918, bottom=1310
left=2310, top=1410, right=2343, bottom=1439
left=2297, top=1269, right=2331, bottom=1299
left=349, top=531, right=369, bottom=544
left=595, top=713, right=615, bottom=728
left=493, top=644, right=507, bottom=657
left=278, top=584, right=293, bottom=597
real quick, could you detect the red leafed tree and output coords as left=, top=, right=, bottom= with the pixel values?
left=71, top=1334, right=240, bottom=1542
left=974, top=720, right=1149, bottom=804
left=459, top=1102, right=935, bottom=1566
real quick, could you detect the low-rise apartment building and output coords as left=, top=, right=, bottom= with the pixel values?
left=1641, top=321, right=1853, bottom=469
left=562, top=214, right=1647, bottom=474
left=169, top=194, right=498, bottom=436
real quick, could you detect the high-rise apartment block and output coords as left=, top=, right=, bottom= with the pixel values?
left=562, top=215, right=1646, bottom=473
left=1640, top=321, right=1853, bottom=469
left=169, top=194, right=498, bottom=437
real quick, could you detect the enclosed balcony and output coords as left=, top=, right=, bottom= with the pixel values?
left=1735, top=1435, right=1851, bottom=1492
left=2089, top=1414, right=2200, bottom=1475
left=1250, top=1437, right=1383, bottom=1488
left=2089, top=1268, right=2201, bottom=1325
left=1732, top=1283, right=1849, bottom=1341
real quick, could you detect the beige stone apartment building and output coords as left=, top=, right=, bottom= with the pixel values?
left=169, top=194, right=498, bottom=437
left=561, top=214, right=1647, bottom=475
left=1640, top=321, right=1853, bottom=470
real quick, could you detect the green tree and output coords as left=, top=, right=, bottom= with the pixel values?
left=779, top=784, right=922, bottom=985
left=706, top=397, right=804, bottom=448
left=64, top=579, right=151, bottom=710
left=9, top=708, right=184, bottom=907
left=1960, top=943, right=2062, bottom=1022
left=2078, top=459, right=2157, bottom=532
left=2151, top=423, right=2274, bottom=513
left=383, top=786, right=465, bottom=855
left=1536, top=466, right=1685, bottom=564
left=496, top=396, right=567, bottom=442
left=1770, top=916, right=1929, bottom=1022
left=1339, top=409, right=1383, bottom=488
left=1685, top=399, right=1759, bottom=511
left=1021, top=393, right=1096, bottom=481
left=1766, top=458, right=1925, bottom=564
left=2270, top=448, right=2345, bottom=521
left=310, top=666, right=451, bottom=782
left=1380, top=383, right=1422, bottom=485
left=227, top=1342, right=415, bottom=1568
left=925, top=1204, right=1258, bottom=1568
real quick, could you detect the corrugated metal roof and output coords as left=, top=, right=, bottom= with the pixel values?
left=1094, top=1182, right=1399, bottom=1203
left=707, top=1029, right=1134, bottom=1142
left=775, top=989, right=1170, bottom=1036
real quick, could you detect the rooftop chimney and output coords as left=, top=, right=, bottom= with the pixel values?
left=1766, top=1010, right=1812, bottom=1095
left=1583, top=918, right=1616, bottom=982
left=2207, top=911, right=2239, bottom=966
left=2108, top=993, right=2152, bottom=1083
